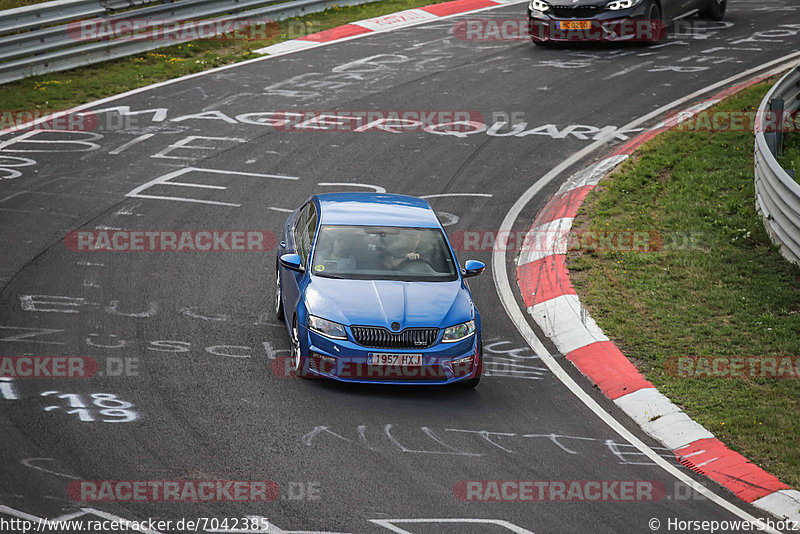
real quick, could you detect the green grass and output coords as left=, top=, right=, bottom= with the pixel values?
left=0, top=0, right=442, bottom=111
left=568, top=81, right=800, bottom=488
left=0, top=0, right=50, bottom=10
left=779, top=133, right=800, bottom=184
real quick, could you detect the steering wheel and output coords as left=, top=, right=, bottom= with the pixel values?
left=397, top=255, right=437, bottom=271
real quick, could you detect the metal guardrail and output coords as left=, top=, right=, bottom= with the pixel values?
left=754, top=64, right=800, bottom=267
left=0, top=0, right=378, bottom=84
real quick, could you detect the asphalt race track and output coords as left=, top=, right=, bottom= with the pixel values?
left=2, top=0, right=800, bottom=532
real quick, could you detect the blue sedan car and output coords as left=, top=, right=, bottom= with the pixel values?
left=275, top=193, right=485, bottom=387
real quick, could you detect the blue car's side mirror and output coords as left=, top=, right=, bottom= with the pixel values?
left=462, top=260, right=485, bottom=278
left=279, top=253, right=304, bottom=273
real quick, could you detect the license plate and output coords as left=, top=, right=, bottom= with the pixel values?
left=558, top=20, right=591, bottom=30
left=368, top=353, right=422, bottom=366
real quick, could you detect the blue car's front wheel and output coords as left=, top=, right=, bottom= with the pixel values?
left=457, top=340, right=482, bottom=389
left=291, top=320, right=310, bottom=379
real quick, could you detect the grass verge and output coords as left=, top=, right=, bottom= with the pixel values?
left=568, top=81, right=800, bottom=488
left=0, top=0, right=444, bottom=112
left=0, top=0, right=50, bottom=10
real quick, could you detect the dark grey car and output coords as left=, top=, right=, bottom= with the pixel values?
left=527, top=0, right=726, bottom=44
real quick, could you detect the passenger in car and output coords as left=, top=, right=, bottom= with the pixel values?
left=321, top=234, right=357, bottom=272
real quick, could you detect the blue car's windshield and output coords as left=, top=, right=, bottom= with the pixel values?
left=311, top=225, right=458, bottom=281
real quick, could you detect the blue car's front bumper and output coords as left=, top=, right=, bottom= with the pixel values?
left=300, top=326, right=480, bottom=385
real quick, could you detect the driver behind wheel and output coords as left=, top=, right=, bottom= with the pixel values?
left=383, top=229, right=423, bottom=270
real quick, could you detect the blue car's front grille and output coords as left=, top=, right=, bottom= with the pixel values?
left=351, top=326, right=439, bottom=349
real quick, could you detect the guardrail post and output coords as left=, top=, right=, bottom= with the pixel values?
left=767, top=96, right=784, bottom=155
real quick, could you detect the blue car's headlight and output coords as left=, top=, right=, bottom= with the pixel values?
left=442, top=320, right=476, bottom=343
left=308, top=315, right=347, bottom=340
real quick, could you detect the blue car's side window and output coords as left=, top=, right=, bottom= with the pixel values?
left=294, top=202, right=317, bottom=267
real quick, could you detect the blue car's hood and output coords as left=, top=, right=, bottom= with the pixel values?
left=305, top=277, right=473, bottom=329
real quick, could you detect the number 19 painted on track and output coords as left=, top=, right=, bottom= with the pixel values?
left=41, top=391, right=139, bottom=422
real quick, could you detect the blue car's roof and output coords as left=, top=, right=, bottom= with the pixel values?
left=315, top=193, right=441, bottom=228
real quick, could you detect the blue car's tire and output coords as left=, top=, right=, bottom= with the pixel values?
left=457, top=341, right=482, bottom=389
left=291, top=320, right=310, bottom=379
left=275, top=261, right=285, bottom=321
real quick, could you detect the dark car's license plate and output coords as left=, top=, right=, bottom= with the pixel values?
left=558, top=20, right=592, bottom=30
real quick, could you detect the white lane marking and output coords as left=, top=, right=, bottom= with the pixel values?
left=269, top=207, right=293, bottom=213
left=0, top=325, right=66, bottom=344
left=126, top=167, right=298, bottom=207
left=420, top=193, right=493, bottom=199
left=384, top=424, right=480, bottom=456
left=151, top=135, right=245, bottom=160
left=21, top=457, right=80, bottom=479
left=318, top=182, right=386, bottom=192
left=108, top=133, right=155, bottom=155
left=492, top=52, right=800, bottom=532
left=105, top=300, right=159, bottom=318
left=0, top=377, right=19, bottom=399
left=369, top=519, right=534, bottom=534
left=0, top=130, right=102, bottom=152
left=436, top=211, right=458, bottom=226
left=603, top=61, right=653, bottom=80
left=262, top=341, right=290, bottom=360
left=444, top=429, right=517, bottom=453
left=181, top=307, right=229, bottom=322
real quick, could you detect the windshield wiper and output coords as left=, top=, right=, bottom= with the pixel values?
left=313, top=272, right=345, bottom=279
